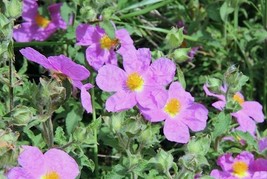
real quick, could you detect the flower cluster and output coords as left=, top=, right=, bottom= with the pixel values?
left=203, top=84, right=264, bottom=135
left=7, top=146, right=79, bottom=179
left=13, top=0, right=67, bottom=42
left=210, top=151, right=267, bottom=179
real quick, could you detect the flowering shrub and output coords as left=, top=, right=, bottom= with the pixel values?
left=0, top=0, right=267, bottom=179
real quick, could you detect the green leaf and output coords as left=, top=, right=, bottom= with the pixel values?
left=212, top=112, right=231, bottom=139
left=99, top=20, right=115, bottom=39
left=220, top=1, right=234, bottom=22
left=65, top=107, right=83, bottom=135
left=23, top=128, right=46, bottom=149
left=176, top=64, right=186, bottom=89
left=60, top=2, right=72, bottom=24
left=80, top=154, right=95, bottom=171
left=54, top=126, right=67, bottom=145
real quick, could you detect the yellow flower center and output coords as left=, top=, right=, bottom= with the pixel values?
left=164, top=99, right=181, bottom=117
left=126, top=72, right=144, bottom=92
left=41, top=171, right=60, bottom=179
left=233, top=93, right=244, bottom=105
left=232, top=161, right=248, bottom=178
left=100, top=35, right=119, bottom=50
left=35, top=14, right=50, bottom=28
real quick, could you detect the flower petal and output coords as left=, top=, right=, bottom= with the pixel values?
left=105, top=91, right=136, bottom=112
left=149, top=58, right=176, bottom=86
left=76, top=24, right=102, bottom=46
left=7, top=167, right=33, bottom=179
left=44, top=149, right=79, bottom=179
left=203, top=84, right=226, bottom=101
left=217, top=153, right=234, bottom=172
left=85, top=44, right=109, bottom=70
left=13, top=23, right=37, bottom=42
left=181, top=103, right=208, bottom=131
left=241, top=101, right=264, bottom=123
left=116, top=29, right=135, bottom=55
left=232, top=111, right=257, bottom=135
left=96, top=65, right=126, bottom=92
left=163, top=119, right=190, bottom=143
left=81, top=83, right=94, bottom=113
left=22, top=0, right=38, bottom=21
left=20, top=47, right=52, bottom=69
left=48, top=3, right=67, bottom=29
left=122, top=48, right=151, bottom=73
left=212, top=101, right=226, bottom=111
left=168, top=82, right=194, bottom=103
left=140, top=107, right=167, bottom=122
left=48, top=55, right=90, bottom=81
left=34, top=23, right=57, bottom=41
left=18, top=146, right=45, bottom=178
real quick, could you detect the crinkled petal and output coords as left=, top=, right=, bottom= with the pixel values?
left=251, top=158, right=267, bottom=171
left=232, top=111, right=256, bottom=135
left=48, top=55, right=90, bottom=81
left=168, top=82, right=194, bottom=103
left=13, top=23, right=38, bottom=42
left=18, top=146, right=45, bottom=178
left=140, top=107, right=167, bottom=122
left=148, top=58, right=176, bottom=86
left=137, top=87, right=168, bottom=109
left=72, top=80, right=83, bottom=89
left=235, top=151, right=254, bottom=164
left=22, top=0, right=38, bottom=21
left=212, top=101, right=226, bottom=111
left=96, top=65, right=127, bottom=92
left=33, top=23, right=57, bottom=41
left=7, top=167, right=33, bottom=179
left=76, top=24, right=102, bottom=46
left=210, top=169, right=232, bottom=179
left=48, top=3, right=67, bottom=29
left=123, top=48, right=151, bottom=73
left=203, top=84, right=226, bottom=101
left=181, top=103, right=208, bottom=131
left=217, top=153, right=234, bottom=172
left=44, top=149, right=79, bottom=179
left=252, top=171, right=267, bottom=179
left=241, top=101, right=264, bottom=123
left=163, top=119, right=190, bottom=143
left=116, top=28, right=135, bottom=55
left=106, top=91, right=136, bottom=112
left=258, top=138, right=267, bottom=152
left=85, top=44, right=108, bottom=70
left=81, top=83, right=94, bottom=113
left=20, top=47, right=52, bottom=69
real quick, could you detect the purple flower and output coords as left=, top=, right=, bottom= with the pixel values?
left=96, top=48, right=176, bottom=112
left=140, top=82, right=208, bottom=143
left=20, top=47, right=93, bottom=113
left=258, top=138, right=267, bottom=152
left=188, top=47, right=199, bottom=60
left=210, top=151, right=267, bottom=179
left=7, top=146, right=79, bottom=179
left=203, top=84, right=264, bottom=135
left=76, top=24, right=135, bottom=70
left=13, top=0, right=67, bottom=42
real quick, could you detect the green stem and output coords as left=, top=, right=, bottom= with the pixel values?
left=9, top=56, right=14, bottom=112
left=14, top=41, right=66, bottom=48
left=90, top=76, right=99, bottom=178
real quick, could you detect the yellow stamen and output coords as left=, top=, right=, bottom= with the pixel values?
left=232, top=161, right=248, bottom=178
left=41, top=171, right=60, bottom=179
left=233, top=93, right=244, bottom=105
left=126, top=72, right=144, bottom=92
left=100, top=35, right=119, bottom=50
left=164, top=99, right=181, bottom=117
left=35, top=14, right=50, bottom=28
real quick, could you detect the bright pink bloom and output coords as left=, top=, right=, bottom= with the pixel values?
left=140, top=82, right=208, bottom=143
left=13, top=0, right=67, bottom=42
left=96, top=48, right=176, bottom=112
left=7, top=146, right=79, bottom=179
left=76, top=24, right=135, bottom=70
left=258, top=138, right=267, bottom=152
left=210, top=151, right=267, bottom=179
left=203, top=84, right=264, bottom=135
left=20, top=47, right=92, bottom=113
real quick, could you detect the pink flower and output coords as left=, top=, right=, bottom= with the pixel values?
left=203, top=84, right=264, bottom=135
left=76, top=24, right=135, bottom=70
left=140, top=82, right=208, bottom=143
left=20, top=47, right=93, bottom=113
left=7, top=146, right=79, bottom=179
left=258, top=138, right=267, bottom=152
left=13, top=0, right=67, bottom=42
left=210, top=151, right=267, bottom=179
left=96, top=48, right=176, bottom=112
